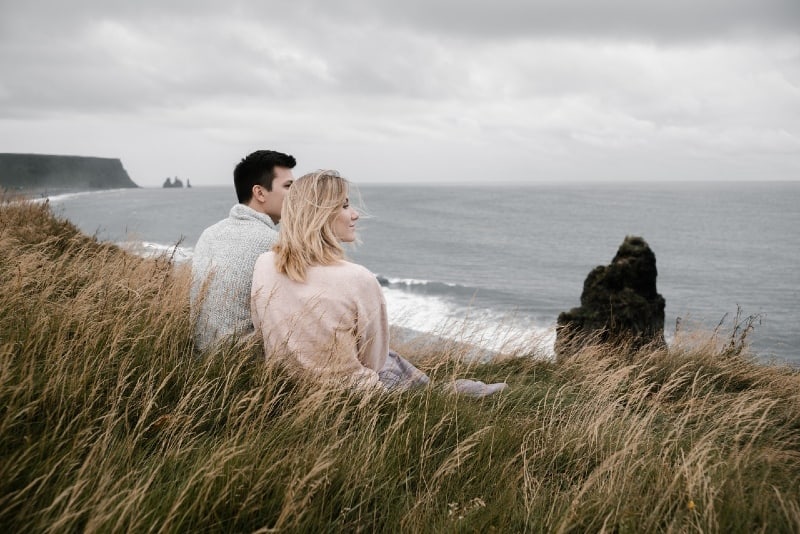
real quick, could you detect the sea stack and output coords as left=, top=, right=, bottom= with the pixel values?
left=555, top=236, right=666, bottom=359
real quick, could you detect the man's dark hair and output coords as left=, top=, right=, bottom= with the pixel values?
left=233, top=150, right=297, bottom=204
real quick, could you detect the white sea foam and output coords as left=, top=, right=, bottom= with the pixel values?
left=118, top=241, right=193, bottom=263
left=31, top=189, right=131, bottom=204
left=382, top=286, right=556, bottom=359
left=38, top=192, right=93, bottom=203
left=24, top=191, right=91, bottom=204
left=382, top=277, right=458, bottom=287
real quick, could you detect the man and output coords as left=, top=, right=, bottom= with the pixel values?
left=190, top=149, right=296, bottom=352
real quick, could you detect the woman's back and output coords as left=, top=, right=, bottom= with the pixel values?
left=251, top=251, right=389, bottom=385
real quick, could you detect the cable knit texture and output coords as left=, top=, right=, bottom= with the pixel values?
left=251, top=252, right=389, bottom=386
left=191, top=204, right=278, bottom=352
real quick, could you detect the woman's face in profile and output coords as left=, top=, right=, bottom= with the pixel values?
left=333, top=196, right=359, bottom=243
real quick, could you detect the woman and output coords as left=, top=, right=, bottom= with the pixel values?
left=251, top=170, right=504, bottom=395
left=250, top=170, right=388, bottom=387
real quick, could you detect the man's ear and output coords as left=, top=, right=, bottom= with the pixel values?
left=251, top=184, right=265, bottom=202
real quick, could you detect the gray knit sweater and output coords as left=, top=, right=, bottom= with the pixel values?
left=190, top=204, right=279, bottom=352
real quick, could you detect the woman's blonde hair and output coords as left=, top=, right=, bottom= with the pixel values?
left=273, top=170, right=350, bottom=282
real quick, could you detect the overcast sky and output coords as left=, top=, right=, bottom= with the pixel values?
left=1, top=0, right=798, bottom=186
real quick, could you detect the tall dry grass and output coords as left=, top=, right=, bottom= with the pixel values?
left=1, top=199, right=799, bottom=532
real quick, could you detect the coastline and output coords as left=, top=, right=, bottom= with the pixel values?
left=11, top=184, right=797, bottom=364
left=2, top=185, right=136, bottom=200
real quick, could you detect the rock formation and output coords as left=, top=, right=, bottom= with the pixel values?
left=0, top=153, right=138, bottom=192
left=163, top=176, right=184, bottom=188
left=555, top=236, right=666, bottom=359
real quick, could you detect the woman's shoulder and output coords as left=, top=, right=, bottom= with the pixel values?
left=314, top=260, right=379, bottom=287
left=338, top=260, right=377, bottom=278
left=253, top=250, right=277, bottom=272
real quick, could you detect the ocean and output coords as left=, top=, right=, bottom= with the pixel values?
left=44, top=182, right=800, bottom=365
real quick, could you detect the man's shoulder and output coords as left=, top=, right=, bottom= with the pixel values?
left=194, top=218, right=226, bottom=258
left=199, top=210, right=277, bottom=242
left=197, top=208, right=237, bottom=238
left=196, top=217, right=228, bottom=241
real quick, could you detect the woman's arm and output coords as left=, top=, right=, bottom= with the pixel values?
left=354, top=272, right=390, bottom=373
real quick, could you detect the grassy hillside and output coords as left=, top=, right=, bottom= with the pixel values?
left=0, top=153, right=138, bottom=192
left=1, top=200, right=799, bottom=532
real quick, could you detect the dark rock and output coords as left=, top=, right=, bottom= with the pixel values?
left=555, top=236, right=666, bottom=359
left=163, top=176, right=184, bottom=188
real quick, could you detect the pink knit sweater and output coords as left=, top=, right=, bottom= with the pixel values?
left=251, top=252, right=389, bottom=386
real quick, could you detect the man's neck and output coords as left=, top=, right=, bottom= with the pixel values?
left=243, top=200, right=279, bottom=225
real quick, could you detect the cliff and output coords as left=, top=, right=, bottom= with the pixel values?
left=0, top=153, right=138, bottom=192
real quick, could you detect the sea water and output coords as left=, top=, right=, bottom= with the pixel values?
left=44, top=182, right=800, bottom=364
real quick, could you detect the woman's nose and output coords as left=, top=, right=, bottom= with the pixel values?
left=352, top=210, right=360, bottom=220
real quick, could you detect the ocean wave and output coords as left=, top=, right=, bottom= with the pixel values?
left=376, top=274, right=491, bottom=301
left=33, top=189, right=132, bottom=204
left=26, top=192, right=92, bottom=204
left=377, top=276, right=458, bottom=288
left=118, top=241, right=193, bottom=263
left=382, top=286, right=555, bottom=358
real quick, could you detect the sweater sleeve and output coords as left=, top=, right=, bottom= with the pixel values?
left=354, top=270, right=389, bottom=373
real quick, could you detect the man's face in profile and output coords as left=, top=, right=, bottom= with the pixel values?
left=261, top=166, right=294, bottom=222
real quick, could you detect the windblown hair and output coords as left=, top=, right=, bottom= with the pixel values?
left=273, top=170, right=350, bottom=282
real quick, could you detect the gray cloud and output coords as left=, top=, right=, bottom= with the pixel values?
left=0, top=0, right=798, bottom=184
left=292, top=0, right=800, bottom=40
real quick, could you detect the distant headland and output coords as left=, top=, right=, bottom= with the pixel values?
left=0, top=153, right=139, bottom=196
